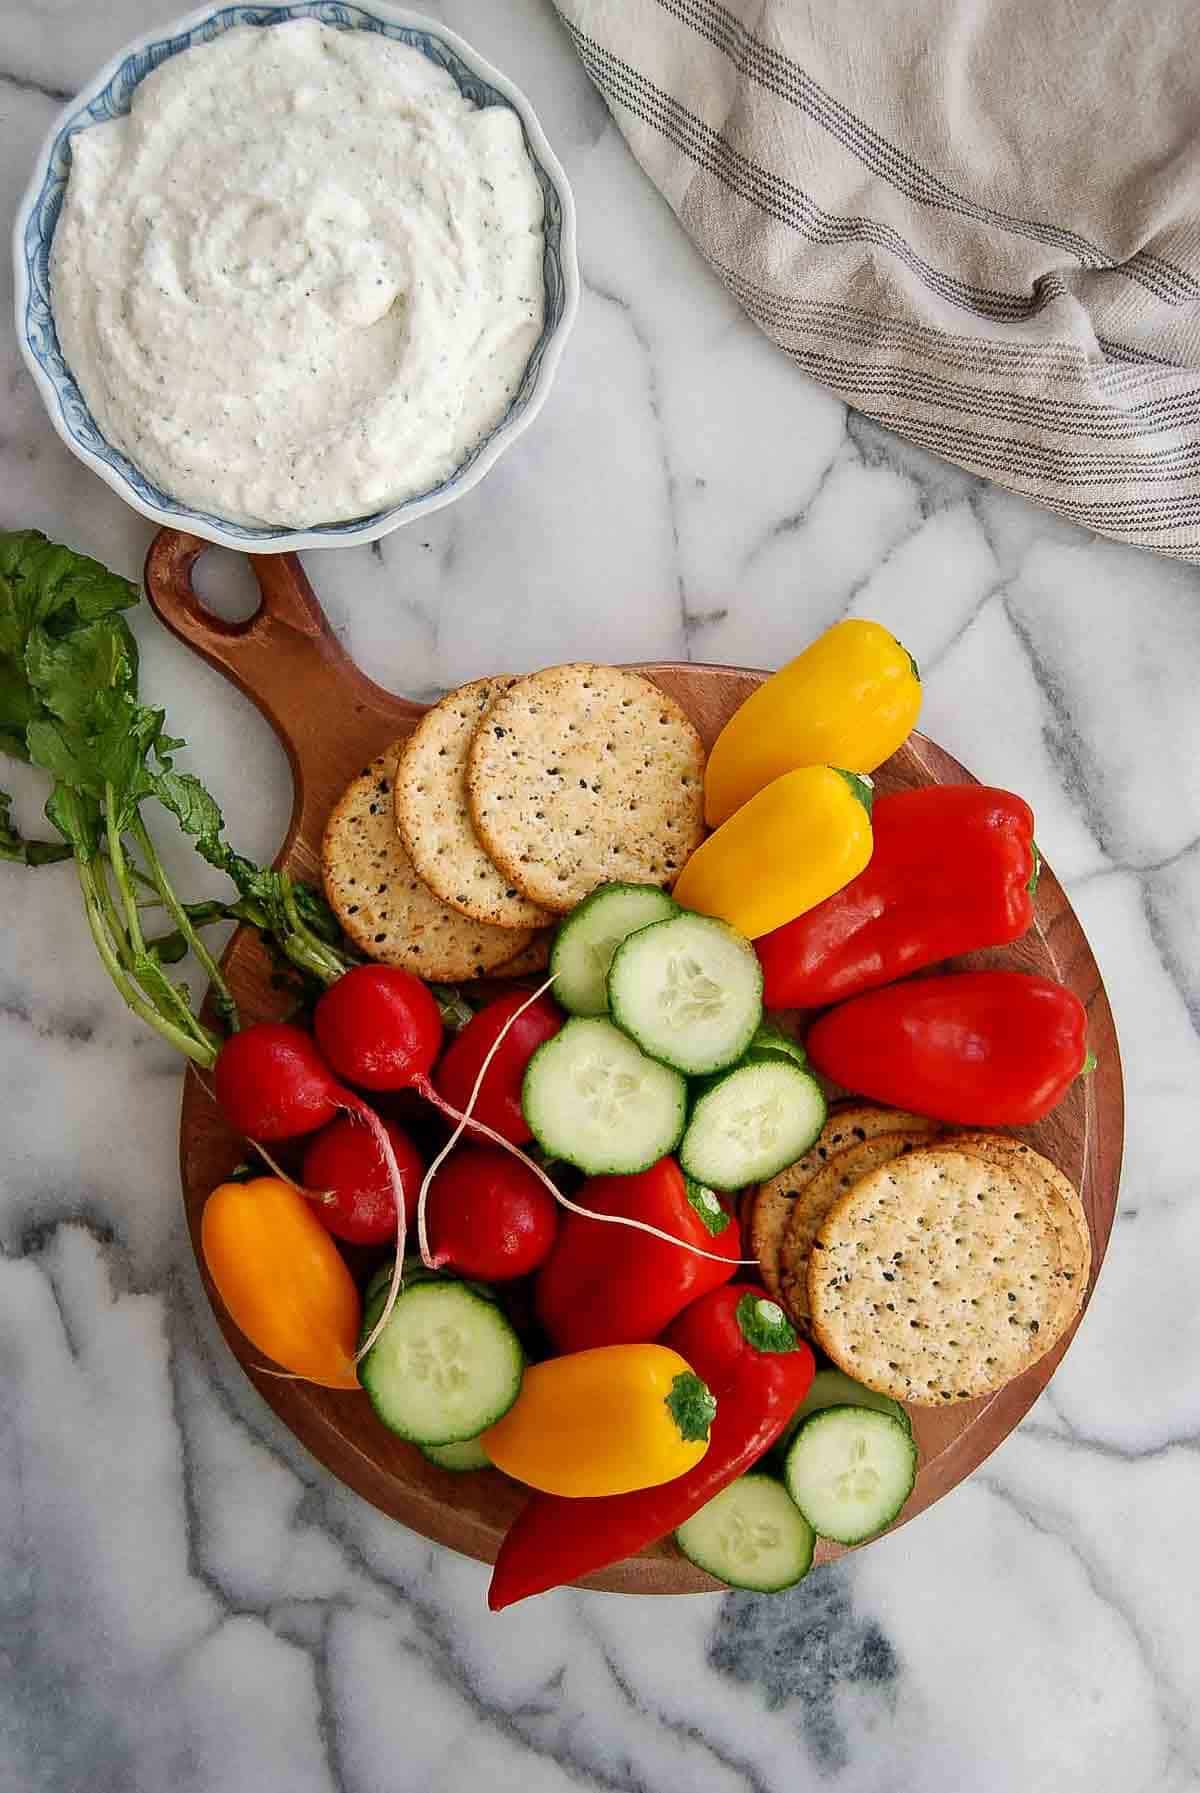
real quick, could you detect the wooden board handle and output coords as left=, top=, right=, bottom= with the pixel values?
left=143, top=529, right=423, bottom=870
left=145, top=530, right=375, bottom=715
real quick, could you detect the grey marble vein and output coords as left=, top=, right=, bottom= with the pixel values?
left=0, top=66, right=72, bottom=102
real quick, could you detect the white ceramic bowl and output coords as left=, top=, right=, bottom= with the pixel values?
left=13, top=1, right=579, bottom=551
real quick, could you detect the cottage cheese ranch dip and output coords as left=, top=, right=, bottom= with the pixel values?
left=50, top=20, right=546, bottom=525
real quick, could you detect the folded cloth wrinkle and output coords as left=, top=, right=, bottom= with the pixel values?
left=557, top=0, right=1200, bottom=558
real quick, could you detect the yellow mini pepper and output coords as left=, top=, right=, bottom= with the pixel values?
left=201, top=1177, right=362, bottom=1390
left=673, top=765, right=873, bottom=939
left=481, top=1343, right=716, bottom=1496
left=704, top=619, right=920, bottom=827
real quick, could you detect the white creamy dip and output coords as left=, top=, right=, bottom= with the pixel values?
left=50, top=20, right=546, bottom=525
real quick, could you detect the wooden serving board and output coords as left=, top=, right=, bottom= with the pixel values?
left=145, top=529, right=1123, bottom=1596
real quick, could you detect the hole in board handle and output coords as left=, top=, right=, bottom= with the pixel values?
left=190, top=547, right=263, bottom=626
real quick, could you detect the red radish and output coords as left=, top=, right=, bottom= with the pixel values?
left=314, top=965, right=442, bottom=1092
left=302, top=1116, right=424, bottom=1245
left=433, top=990, right=562, bottom=1144
left=209, top=1020, right=413, bottom=1361
left=213, top=1022, right=344, bottom=1142
left=425, top=1144, right=558, bottom=1280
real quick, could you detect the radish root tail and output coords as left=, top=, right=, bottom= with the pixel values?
left=345, top=1099, right=410, bottom=1364
left=416, top=977, right=758, bottom=1269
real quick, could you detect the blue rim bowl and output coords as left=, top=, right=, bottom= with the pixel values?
left=13, top=1, right=579, bottom=551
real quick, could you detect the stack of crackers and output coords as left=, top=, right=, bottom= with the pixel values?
left=749, top=1106, right=1091, bottom=1405
left=321, top=664, right=706, bottom=982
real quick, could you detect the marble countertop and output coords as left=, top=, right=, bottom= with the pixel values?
left=3, top=3, right=1199, bottom=1789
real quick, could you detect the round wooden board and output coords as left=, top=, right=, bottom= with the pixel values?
left=145, top=529, right=1123, bottom=1597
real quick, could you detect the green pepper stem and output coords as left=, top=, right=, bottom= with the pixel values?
left=833, top=768, right=874, bottom=817
left=665, top=1371, right=718, bottom=1443
left=735, top=1291, right=799, bottom=1354
left=685, top=1178, right=732, bottom=1237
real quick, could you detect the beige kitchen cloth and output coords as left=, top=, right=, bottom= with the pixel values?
left=555, top=0, right=1200, bottom=559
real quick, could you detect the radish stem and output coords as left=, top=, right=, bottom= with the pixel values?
left=78, top=858, right=219, bottom=1065
left=280, top=875, right=348, bottom=985
left=103, top=792, right=213, bottom=1047
left=132, top=814, right=240, bottom=1030
left=104, top=784, right=146, bottom=954
left=246, top=1137, right=312, bottom=1194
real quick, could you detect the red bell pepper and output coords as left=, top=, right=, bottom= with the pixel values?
left=534, top=1158, right=740, bottom=1353
left=433, top=990, right=561, bottom=1144
left=805, top=968, right=1089, bottom=1125
left=756, top=785, right=1038, bottom=1010
left=488, top=1285, right=814, bottom=1609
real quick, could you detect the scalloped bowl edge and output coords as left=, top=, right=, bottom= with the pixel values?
left=12, top=0, right=580, bottom=552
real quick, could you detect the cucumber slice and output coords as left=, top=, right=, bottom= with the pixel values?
left=676, top=1472, right=815, bottom=1592
left=784, top=1406, right=917, bottom=1544
left=679, top=1061, right=827, bottom=1191
left=608, top=913, right=763, bottom=1076
left=363, top=1259, right=497, bottom=1319
left=363, top=1257, right=434, bottom=1310
left=420, top=1436, right=491, bottom=1472
left=522, top=1017, right=686, bottom=1174
left=359, top=1282, right=524, bottom=1445
left=773, top=1368, right=911, bottom=1461
left=551, top=883, right=679, bottom=1016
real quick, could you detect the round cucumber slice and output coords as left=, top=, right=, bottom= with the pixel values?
left=607, top=912, right=763, bottom=1076
left=420, top=1436, right=491, bottom=1472
left=522, top=1017, right=686, bottom=1174
left=359, top=1282, right=524, bottom=1446
left=784, top=1405, right=917, bottom=1544
left=680, top=1060, right=827, bottom=1191
left=773, top=1367, right=912, bottom=1460
left=676, top=1472, right=815, bottom=1591
left=550, top=883, right=679, bottom=1016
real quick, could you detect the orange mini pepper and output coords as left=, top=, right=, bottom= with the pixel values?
left=201, top=1177, right=362, bottom=1389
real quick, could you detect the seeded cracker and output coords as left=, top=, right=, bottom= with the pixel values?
left=322, top=744, right=533, bottom=980
left=808, top=1146, right=1076, bottom=1405
left=465, top=664, right=707, bottom=913
left=749, top=1105, right=941, bottom=1302
left=394, top=677, right=554, bottom=930
left=778, top=1127, right=938, bottom=1326
left=951, top=1132, right=1092, bottom=1320
left=492, top=930, right=555, bottom=977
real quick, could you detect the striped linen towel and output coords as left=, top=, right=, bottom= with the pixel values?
left=556, top=0, right=1200, bottom=559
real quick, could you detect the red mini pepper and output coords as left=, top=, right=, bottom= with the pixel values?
left=756, top=785, right=1038, bottom=1010
left=534, top=1158, right=740, bottom=1354
left=433, top=990, right=562, bottom=1144
left=805, top=968, right=1089, bottom=1125
left=488, top=1285, right=815, bottom=1609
